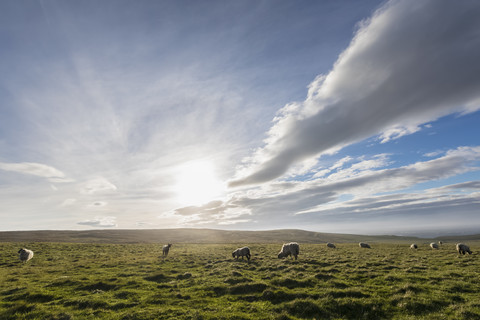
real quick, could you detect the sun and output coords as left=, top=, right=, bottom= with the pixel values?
left=173, top=160, right=224, bottom=205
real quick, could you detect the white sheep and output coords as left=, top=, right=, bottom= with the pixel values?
left=278, top=242, right=300, bottom=260
left=410, top=244, right=418, bottom=249
left=232, top=247, right=251, bottom=260
left=18, top=248, right=34, bottom=263
left=162, top=243, right=172, bottom=257
left=326, top=243, right=336, bottom=249
left=430, top=242, right=439, bottom=249
left=359, top=242, right=371, bottom=249
left=456, top=243, right=472, bottom=255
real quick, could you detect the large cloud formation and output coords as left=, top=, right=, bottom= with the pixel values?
left=175, top=146, right=480, bottom=232
left=229, top=0, right=480, bottom=187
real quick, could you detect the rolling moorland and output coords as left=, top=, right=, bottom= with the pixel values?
left=1, top=229, right=479, bottom=319
left=2, top=228, right=480, bottom=244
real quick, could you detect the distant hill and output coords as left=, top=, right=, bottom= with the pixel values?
left=1, top=228, right=479, bottom=244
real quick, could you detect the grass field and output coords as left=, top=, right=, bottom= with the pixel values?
left=1, top=241, right=479, bottom=319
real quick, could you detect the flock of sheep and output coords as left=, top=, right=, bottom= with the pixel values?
left=228, top=241, right=473, bottom=262
left=232, top=241, right=474, bottom=261
left=16, top=241, right=473, bottom=264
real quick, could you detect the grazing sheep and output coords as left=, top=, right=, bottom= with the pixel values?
left=438, top=241, right=443, bottom=245
left=326, top=243, right=336, bottom=249
left=410, top=244, right=418, bottom=249
left=232, top=247, right=251, bottom=261
left=430, top=242, right=439, bottom=249
left=18, top=248, right=34, bottom=263
left=456, top=243, right=472, bottom=255
left=162, top=243, right=172, bottom=257
left=359, top=242, right=371, bottom=249
left=278, top=242, right=300, bottom=260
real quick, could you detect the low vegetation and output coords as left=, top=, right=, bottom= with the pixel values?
left=1, top=242, right=479, bottom=319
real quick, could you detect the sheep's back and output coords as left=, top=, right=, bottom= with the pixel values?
left=19, top=249, right=33, bottom=261
left=282, top=242, right=299, bottom=254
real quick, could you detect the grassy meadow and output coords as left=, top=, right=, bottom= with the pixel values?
left=1, top=241, right=479, bottom=319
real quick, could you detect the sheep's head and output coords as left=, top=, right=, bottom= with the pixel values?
left=18, top=248, right=25, bottom=254
left=277, top=252, right=285, bottom=259
left=232, top=251, right=236, bottom=258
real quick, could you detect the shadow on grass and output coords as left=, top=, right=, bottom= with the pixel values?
left=3, top=292, right=56, bottom=303
left=0, top=302, right=35, bottom=318
left=280, top=299, right=386, bottom=319
left=80, top=281, right=117, bottom=291
left=144, top=273, right=170, bottom=283
left=392, top=297, right=449, bottom=315
left=271, top=278, right=315, bottom=289
left=261, top=289, right=317, bottom=304
left=64, top=298, right=109, bottom=310
left=212, top=283, right=267, bottom=296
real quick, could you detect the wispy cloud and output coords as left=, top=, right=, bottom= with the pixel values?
left=77, top=216, right=117, bottom=228
left=229, top=0, right=480, bottom=187
left=80, top=178, right=117, bottom=195
left=0, top=162, right=69, bottom=181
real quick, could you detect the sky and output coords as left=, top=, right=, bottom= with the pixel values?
left=1, top=0, right=480, bottom=236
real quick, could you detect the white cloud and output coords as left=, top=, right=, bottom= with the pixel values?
left=80, top=177, right=117, bottom=195
left=0, top=162, right=66, bottom=180
left=229, top=0, right=480, bottom=187
left=423, top=150, right=444, bottom=158
left=77, top=216, right=117, bottom=228
left=61, top=198, right=77, bottom=207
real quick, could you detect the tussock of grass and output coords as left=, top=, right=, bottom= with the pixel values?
left=271, top=278, right=315, bottom=289
left=144, top=273, right=170, bottom=283
left=223, top=277, right=251, bottom=285
left=81, top=281, right=118, bottom=292
left=281, top=299, right=324, bottom=319
left=314, top=273, right=335, bottom=280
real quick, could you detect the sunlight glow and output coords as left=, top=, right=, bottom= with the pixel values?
left=174, top=160, right=224, bottom=206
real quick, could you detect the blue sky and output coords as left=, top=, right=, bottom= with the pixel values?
left=1, top=0, right=480, bottom=236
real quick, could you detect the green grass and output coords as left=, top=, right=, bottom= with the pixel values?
left=1, top=242, right=479, bottom=319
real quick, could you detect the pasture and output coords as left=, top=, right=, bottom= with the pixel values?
left=1, top=242, right=479, bottom=319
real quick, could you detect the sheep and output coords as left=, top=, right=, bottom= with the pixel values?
left=456, top=243, right=472, bottom=255
left=232, top=247, right=251, bottom=261
left=410, top=244, right=418, bottom=249
left=18, top=248, right=34, bottom=263
left=162, top=243, right=172, bottom=257
left=326, top=242, right=336, bottom=249
left=359, top=242, right=371, bottom=249
left=430, top=242, right=439, bottom=249
left=278, top=242, right=300, bottom=260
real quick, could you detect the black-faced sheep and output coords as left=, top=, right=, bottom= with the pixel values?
left=18, top=248, right=34, bottom=263
left=456, top=243, right=472, bottom=255
left=232, top=247, right=251, bottom=260
left=162, top=243, right=172, bottom=257
left=410, top=244, right=418, bottom=249
left=359, top=242, right=371, bottom=249
left=278, top=242, right=300, bottom=260
left=326, top=243, right=336, bottom=249
left=430, top=242, right=439, bottom=249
